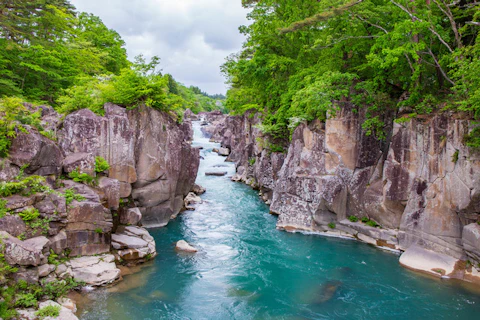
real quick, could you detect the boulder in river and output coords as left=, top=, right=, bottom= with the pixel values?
left=184, top=192, right=202, bottom=210
left=175, top=240, right=197, bottom=253
left=192, top=183, right=206, bottom=195
left=69, top=254, right=121, bottom=286
left=205, top=171, right=227, bottom=176
left=218, top=147, right=230, bottom=156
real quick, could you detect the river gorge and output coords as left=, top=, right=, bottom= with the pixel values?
left=77, top=120, right=480, bottom=320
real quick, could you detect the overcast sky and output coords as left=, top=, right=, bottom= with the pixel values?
left=70, top=0, right=249, bottom=94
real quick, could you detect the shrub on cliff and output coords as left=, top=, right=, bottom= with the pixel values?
left=95, top=156, right=110, bottom=173
left=35, top=305, right=60, bottom=319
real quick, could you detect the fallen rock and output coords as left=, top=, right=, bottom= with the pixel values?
left=62, top=152, right=95, bottom=176
left=175, top=240, right=197, bottom=253
left=5, top=195, right=35, bottom=210
left=112, top=226, right=156, bottom=263
left=0, top=159, right=20, bottom=182
left=192, top=183, right=206, bottom=195
left=13, top=266, right=39, bottom=284
left=38, top=300, right=79, bottom=320
left=0, top=215, right=26, bottom=237
left=184, top=192, right=202, bottom=210
left=70, top=254, right=120, bottom=286
left=1, top=231, right=49, bottom=266
left=205, top=171, right=227, bottom=176
left=218, top=147, right=230, bottom=156
left=119, top=207, right=142, bottom=226
left=112, top=233, right=148, bottom=250
left=399, top=245, right=459, bottom=277
left=462, top=223, right=480, bottom=269
left=38, top=264, right=56, bottom=277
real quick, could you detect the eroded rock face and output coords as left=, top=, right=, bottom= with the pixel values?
left=175, top=240, right=197, bottom=253
left=119, top=207, right=142, bottom=226
left=9, top=128, right=62, bottom=176
left=208, top=107, right=480, bottom=282
left=70, top=254, right=120, bottom=286
left=0, top=231, right=50, bottom=266
left=111, top=226, right=156, bottom=264
left=59, top=104, right=200, bottom=227
left=128, top=105, right=199, bottom=227
left=462, top=223, right=480, bottom=269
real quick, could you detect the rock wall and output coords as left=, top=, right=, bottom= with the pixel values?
left=205, top=107, right=480, bottom=283
left=207, top=110, right=286, bottom=202
left=0, top=103, right=199, bottom=291
left=59, top=104, right=199, bottom=228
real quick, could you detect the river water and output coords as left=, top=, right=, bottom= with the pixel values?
left=79, top=121, right=480, bottom=320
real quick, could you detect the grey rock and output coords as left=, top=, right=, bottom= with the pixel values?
left=0, top=215, right=26, bottom=237
left=1, top=231, right=50, bottom=266
left=62, top=152, right=96, bottom=176
left=175, top=240, right=197, bottom=253
left=119, top=207, right=142, bottom=226
left=205, top=171, right=227, bottom=176
left=8, top=128, right=62, bottom=176
left=70, top=254, right=120, bottom=286
left=96, top=177, right=120, bottom=210
left=38, top=264, right=56, bottom=277
left=192, top=183, right=206, bottom=195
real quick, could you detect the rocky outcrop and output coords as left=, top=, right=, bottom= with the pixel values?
left=0, top=231, right=49, bottom=266
left=0, top=102, right=199, bottom=316
left=128, top=105, right=199, bottom=227
left=175, top=240, right=197, bottom=253
left=69, top=254, right=120, bottom=286
left=111, top=226, right=156, bottom=265
left=206, top=106, right=480, bottom=284
left=59, top=104, right=200, bottom=224
left=207, top=110, right=286, bottom=202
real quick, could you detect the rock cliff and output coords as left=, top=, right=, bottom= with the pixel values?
left=206, top=108, right=480, bottom=283
left=0, top=103, right=199, bottom=305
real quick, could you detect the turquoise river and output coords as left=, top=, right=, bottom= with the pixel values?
left=79, top=121, right=480, bottom=320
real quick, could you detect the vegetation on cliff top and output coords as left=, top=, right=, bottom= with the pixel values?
left=0, top=0, right=223, bottom=120
left=222, top=0, right=480, bottom=143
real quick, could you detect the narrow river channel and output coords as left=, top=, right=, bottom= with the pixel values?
left=79, top=121, right=480, bottom=320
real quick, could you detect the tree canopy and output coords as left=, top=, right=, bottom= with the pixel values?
left=0, top=0, right=223, bottom=117
left=222, top=0, right=480, bottom=143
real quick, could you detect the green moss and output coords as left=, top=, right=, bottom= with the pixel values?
left=366, top=220, right=380, bottom=228
left=95, top=156, right=110, bottom=173
left=94, top=227, right=103, bottom=234
left=0, top=199, right=8, bottom=219
left=68, top=169, right=95, bottom=185
left=328, top=222, right=336, bottom=229
left=35, top=305, right=60, bottom=319
left=18, top=208, right=40, bottom=222
left=452, top=150, right=459, bottom=164
left=0, top=175, right=49, bottom=197
left=63, top=188, right=85, bottom=206
left=348, top=215, right=358, bottom=222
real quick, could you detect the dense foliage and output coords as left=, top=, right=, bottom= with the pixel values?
left=223, top=0, right=480, bottom=142
left=0, top=0, right=223, bottom=119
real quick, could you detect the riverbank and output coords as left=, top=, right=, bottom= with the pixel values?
left=77, top=119, right=480, bottom=319
left=197, top=108, right=480, bottom=286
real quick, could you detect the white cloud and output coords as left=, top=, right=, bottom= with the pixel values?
left=70, top=0, right=249, bottom=94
